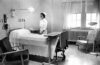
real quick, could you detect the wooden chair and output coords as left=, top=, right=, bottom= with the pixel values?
left=55, top=31, right=68, bottom=60
left=0, top=37, right=29, bottom=65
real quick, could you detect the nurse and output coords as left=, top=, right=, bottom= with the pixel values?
left=39, top=12, right=48, bottom=34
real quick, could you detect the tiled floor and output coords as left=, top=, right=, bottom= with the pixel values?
left=28, top=45, right=100, bottom=65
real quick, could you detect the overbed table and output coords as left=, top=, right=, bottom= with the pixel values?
left=45, top=32, right=61, bottom=65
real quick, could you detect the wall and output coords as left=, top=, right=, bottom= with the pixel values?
left=0, top=0, right=56, bottom=39
left=0, top=0, right=65, bottom=32
left=38, top=0, right=65, bottom=32
left=39, top=0, right=53, bottom=33
left=7, top=0, right=41, bottom=30
left=0, top=0, right=42, bottom=39
left=0, top=0, right=96, bottom=39
left=52, top=0, right=65, bottom=32
left=50, top=0, right=94, bottom=32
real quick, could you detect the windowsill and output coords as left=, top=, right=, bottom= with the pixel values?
left=65, top=27, right=94, bottom=31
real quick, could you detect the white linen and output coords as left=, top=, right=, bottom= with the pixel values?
left=77, top=40, right=87, bottom=44
left=18, top=33, right=48, bottom=47
left=39, top=19, right=48, bottom=34
left=9, top=29, right=57, bottom=58
left=9, top=28, right=47, bottom=49
left=19, top=33, right=47, bottom=42
left=9, top=28, right=31, bottom=50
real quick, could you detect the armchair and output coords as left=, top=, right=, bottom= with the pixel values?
left=76, top=29, right=98, bottom=53
left=91, top=30, right=100, bottom=54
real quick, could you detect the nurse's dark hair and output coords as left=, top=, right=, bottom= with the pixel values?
left=40, top=13, right=45, bottom=18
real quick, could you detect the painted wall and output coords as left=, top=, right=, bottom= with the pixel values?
left=51, top=0, right=65, bottom=32
left=0, top=0, right=65, bottom=32
left=0, top=0, right=96, bottom=39
left=0, top=0, right=41, bottom=39
left=0, top=0, right=55, bottom=39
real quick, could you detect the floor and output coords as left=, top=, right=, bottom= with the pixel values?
left=28, top=45, right=100, bottom=65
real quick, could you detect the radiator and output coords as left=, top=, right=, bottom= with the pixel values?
left=68, top=29, right=90, bottom=41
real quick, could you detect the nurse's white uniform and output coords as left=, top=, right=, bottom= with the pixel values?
left=39, top=19, right=48, bottom=34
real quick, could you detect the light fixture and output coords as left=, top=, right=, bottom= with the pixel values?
left=28, top=7, right=34, bottom=12
left=10, top=7, right=35, bottom=18
left=10, top=7, right=35, bottom=12
left=89, top=22, right=97, bottom=26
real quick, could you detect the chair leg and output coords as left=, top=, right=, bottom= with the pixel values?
left=77, top=45, right=79, bottom=50
left=55, top=51, right=57, bottom=61
left=20, top=54, right=24, bottom=65
left=61, top=50, right=66, bottom=61
left=86, top=44, right=89, bottom=53
left=2, top=55, right=6, bottom=65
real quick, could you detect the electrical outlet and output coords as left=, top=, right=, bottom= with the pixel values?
left=18, top=18, right=25, bottom=22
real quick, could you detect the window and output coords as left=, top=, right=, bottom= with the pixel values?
left=65, top=1, right=99, bottom=29
left=65, top=2, right=81, bottom=29
left=86, top=1, right=99, bottom=29
left=86, top=13, right=99, bottom=28
left=67, top=14, right=81, bottom=28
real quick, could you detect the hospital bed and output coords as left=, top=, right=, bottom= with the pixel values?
left=9, top=29, right=61, bottom=60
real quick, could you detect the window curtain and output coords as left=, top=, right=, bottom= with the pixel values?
left=86, top=1, right=97, bottom=13
left=63, top=0, right=100, bottom=29
left=63, top=2, right=71, bottom=29
left=63, top=1, right=82, bottom=29
left=86, top=1, right=99, bottom=29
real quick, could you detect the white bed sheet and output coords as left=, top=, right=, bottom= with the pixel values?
left=18, top=33, right=48, bottom=46
left=9, top=29, right=57, bottom=58
left=9, top=29, right=48, bottom=49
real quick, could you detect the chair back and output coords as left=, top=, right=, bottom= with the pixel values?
left=1, top=49, right=29, bottom=65
left=0, top=37, right=29, bottom=65
left=60, top=31, right=68, bottom=49
left=86, top=30, right=98, bottom=43
left=0, top=37, right=13, bottom=53
left=95, top=30, right=100, bottom=43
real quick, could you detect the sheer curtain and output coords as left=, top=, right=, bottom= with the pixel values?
left=86, top=1, right=99, bottom=29
left=63, top=0, right=99, bottom=30
left=63, top=1, right=82, bottom=29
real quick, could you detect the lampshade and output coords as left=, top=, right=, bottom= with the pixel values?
left=89, top=22, right=97, bottom=26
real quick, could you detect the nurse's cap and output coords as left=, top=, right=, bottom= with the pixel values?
left=43, top=12, right=47, bottom=16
